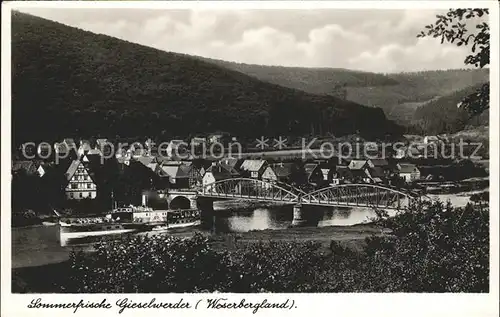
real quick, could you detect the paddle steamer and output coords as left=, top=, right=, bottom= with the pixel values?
left=59, top=206, right=201, bottom=241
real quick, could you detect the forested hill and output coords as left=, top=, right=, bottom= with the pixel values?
left=11, top=12, right=402, bottom=145
left=412, top=82, right=489, bottom=135
left=203, top=57, right=400, bottom=94
left=207, top=57, right=489, bottom=125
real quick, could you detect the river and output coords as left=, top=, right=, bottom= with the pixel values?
left=11, top=191, right=479, bottom=269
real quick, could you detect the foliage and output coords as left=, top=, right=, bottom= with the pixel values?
left=65, top=234, right=232, bottom=292
left=11, top=12, right=401, bottom=146
left=369, top=200, right=489, bottom=292
left=207, top=57, right=400, bottom=92
left=213, top=56, right=489, bottom=126
left=470, top=191, right=489, bottom=203
left=418, top=9, right=490, bottom=115
left=412, top=83, right=489, bottom=134
left=60, top=200, right=488, bottom=293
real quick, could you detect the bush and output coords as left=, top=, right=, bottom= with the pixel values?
left=61, top=201, right=488, bottom=293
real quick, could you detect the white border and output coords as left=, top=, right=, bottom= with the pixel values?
left=1, top=1, right=499, bottom=317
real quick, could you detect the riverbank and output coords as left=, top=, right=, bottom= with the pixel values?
left=12, top=222, right=385, bottom=292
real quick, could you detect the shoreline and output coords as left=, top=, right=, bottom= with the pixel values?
left=14, top=224, right=383, bottom=293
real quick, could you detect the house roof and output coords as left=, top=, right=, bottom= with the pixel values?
left=335, top=166, right=353, bottom=179
left=370, top=159, right=388, bottom=167
left=206, top=163, right=236, bottom=180
left=221, top=157, right=243, bottom=169
left=369, top=166, right=386, bottom=178
left=398, top=163, right=420, bottom=174
left=147, top=162, right=158, bottom=172
left=269, top=163, right=294, bottom=178
left=135, top=156, right=155, bottom=167
left=425, top=135, right=439, bottom=140
left=351, top=169, right=368, bottom=178
left=12, top=160, right=39, bottom=175
left=304, top=163, right=318, bottom=173
left=349, top=160, right=368, bottom=170
left=65, top=160, right=93, bottom=182
left=220, top=162, right=240, bottom=177
left=159, top=165, right=189, bottom=179
left=240, top=160, right=267, bottom=172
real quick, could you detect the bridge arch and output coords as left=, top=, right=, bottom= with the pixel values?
left=299, top=183, right=421, bottom=210
left=200, top=177, right=301, bottom=202
left=169, top=195, right=191, bottom=210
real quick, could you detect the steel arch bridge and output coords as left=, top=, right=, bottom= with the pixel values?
left=198, top=178, right=422, bottom=210
left=299, top=183, right=420, bottom=210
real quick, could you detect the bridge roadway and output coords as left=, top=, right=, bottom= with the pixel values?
left=169, top=178, right=423, bottom=209
left=165, top=178, right=427, bottom=226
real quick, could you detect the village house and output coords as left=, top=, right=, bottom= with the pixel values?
left=303, top=163, right=324, bottom=186
left=331, top=166, right=352, bottom=185
left=348, top=159, right=373, bottom=170
left=157, top=161, right=189, bottom=189
left=135, top=156, right=156, bottom=169
left=347, top=160, right=373, bottom=183
left=262, top=163, right=295, bottom=183
left=64, top=156, right=97, bottom=200
left=317, top=162, right=337, bottom=185
left=369, top=158, right=391, bottom=176
left=221, top=157, right=244, bottom=170
left=397, top=163, right=421, bottom=183
left=208, top=134, right=224, bottom=144
left=239, top=159, right=268, bottom=179
left=424, top=135, right=440, bottom=144
left=12, top=160, right=45, bottom=177
left=365, top=167, right=385, bottom=184
left=202, top=162, right=239, bottom=191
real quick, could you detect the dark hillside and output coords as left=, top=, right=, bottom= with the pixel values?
left=204, top=58, right=399, bottom=94
left=11, top=12, right=402, bottom=145
left=208, top=57, right=488, bottom=125
left=412, top=82, right=489, bottom=135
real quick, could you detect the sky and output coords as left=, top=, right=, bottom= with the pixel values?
left=17, top=8, right=480, bottom=73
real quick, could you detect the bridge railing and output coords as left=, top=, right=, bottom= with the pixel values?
left=200, top=177, right=300, bottom=202
left=198, top=178, right=426, bottom=209
left=299, top=183, right=421, bottom=209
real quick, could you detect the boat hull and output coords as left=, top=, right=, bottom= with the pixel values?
left=150, top=220, right=201, bottom=232
left=59, top=222, right=148, bottom=241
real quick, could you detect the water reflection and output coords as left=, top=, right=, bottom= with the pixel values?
left=211, top=204, right=399, bottom=233
left=216, top=206, right=292, bottom=233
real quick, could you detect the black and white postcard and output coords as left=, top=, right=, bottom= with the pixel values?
left=1, top=1, right=498, bottom=316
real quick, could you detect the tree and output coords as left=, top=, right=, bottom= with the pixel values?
left=418, top=9, right=490, bottom=115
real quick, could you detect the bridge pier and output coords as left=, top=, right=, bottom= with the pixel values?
left=196, top=197, right=215, bottom=231
left=291, top=204, right=307, bottom=227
